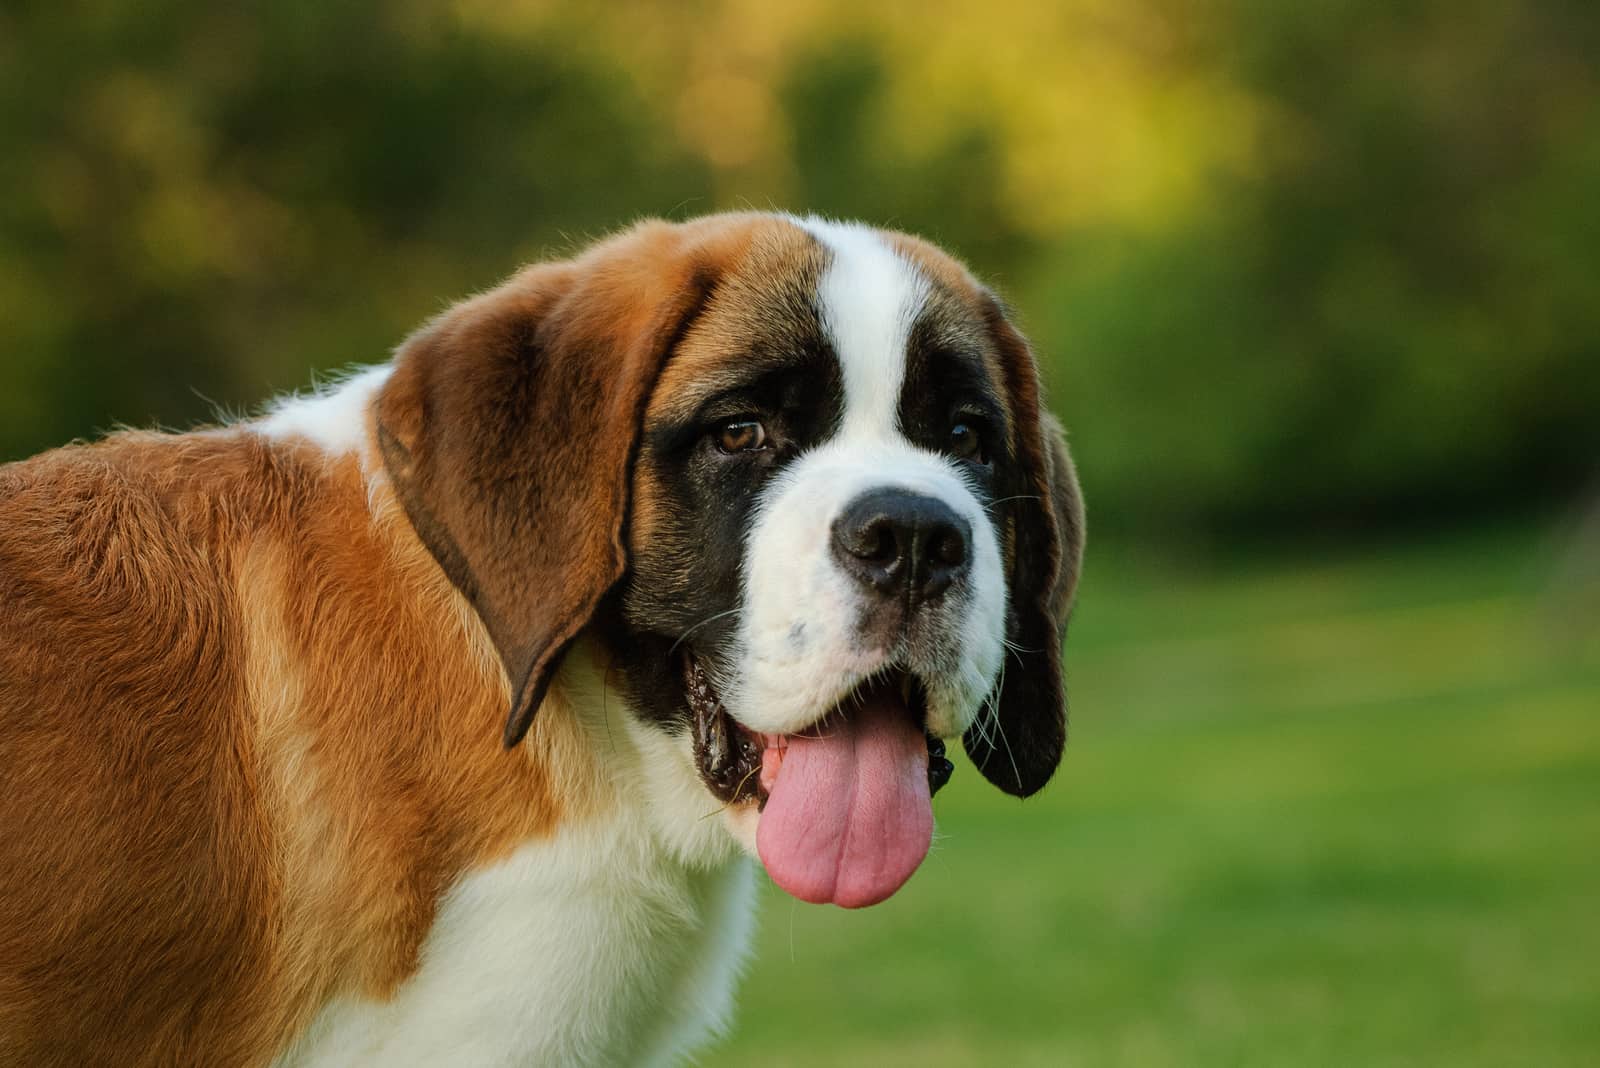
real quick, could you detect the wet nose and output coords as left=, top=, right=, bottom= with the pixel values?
left=830, top=488, right=971, bottom=603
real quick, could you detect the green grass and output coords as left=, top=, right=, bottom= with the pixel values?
left=701, top=523, right=1600, bottom=1067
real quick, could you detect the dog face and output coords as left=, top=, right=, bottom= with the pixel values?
left=377, top=213, right=1083, bottom=908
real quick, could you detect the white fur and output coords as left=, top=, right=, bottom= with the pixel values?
left=726, top=219, right=1007, bottom=740
left=804, top=219, right=927, bottom=438
left=275, top=646, right=755, bottom=1068
left=257, top=364, right=393, bottom=457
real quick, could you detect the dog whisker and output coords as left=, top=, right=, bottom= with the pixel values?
left=668, top=609, right=743, bottom=657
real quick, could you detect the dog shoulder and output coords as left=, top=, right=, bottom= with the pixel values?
left=0, top=430, right=322, bottom=1065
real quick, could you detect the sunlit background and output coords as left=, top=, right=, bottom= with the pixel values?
left=3, top=1, right=1597, bottom=1063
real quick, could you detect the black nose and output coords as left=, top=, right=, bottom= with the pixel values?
left=830, top=489, right=971, bottom=603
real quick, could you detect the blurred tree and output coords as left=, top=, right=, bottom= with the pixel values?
left=0, top=0, right=710, bottom=453
left=2, top=0, right=1595, bottom=545
left=1028, top=0, right=1600, bottom=537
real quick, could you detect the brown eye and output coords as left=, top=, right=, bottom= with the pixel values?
left=950, top=421, right=985, bottom=462
left=717, top=419, right=767, bottom=454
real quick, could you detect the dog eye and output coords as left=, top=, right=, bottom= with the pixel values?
left=949, top=421, right=986, bottom=463
left=716, top=419, right=768, bottom=454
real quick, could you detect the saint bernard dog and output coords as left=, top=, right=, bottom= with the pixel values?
left=0, top=213, right=1084, bottom=1066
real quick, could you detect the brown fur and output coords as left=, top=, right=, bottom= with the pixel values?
left=0, top=428, right=575, bottom=1066
left=375, top=214, right=794, bottom=747
left=645, top=222, right=826, bottom=423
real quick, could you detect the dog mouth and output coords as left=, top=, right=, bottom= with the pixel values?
left=681, top=650, right=955, bottom=908
left=682, top=652, right=954, bottom=807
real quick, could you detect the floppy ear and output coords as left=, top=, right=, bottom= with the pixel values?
left=374, top=223, right=721, bottom=747
left=963, top=299, right=1086, bottom=797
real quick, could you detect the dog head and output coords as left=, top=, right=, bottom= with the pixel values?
left=376, top=213, right=1084, bottom=907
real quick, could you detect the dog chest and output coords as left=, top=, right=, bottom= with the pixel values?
left=275, top=827, right=756, bottom=1068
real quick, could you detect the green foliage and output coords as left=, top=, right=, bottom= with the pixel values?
left=1, top=1, right=1596, bottom=543
left=0, top=0, right=710, bottom=452
left=1029, top=0, right=1600, bottom=537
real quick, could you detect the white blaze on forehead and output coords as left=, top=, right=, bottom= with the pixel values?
left=728, top=219, right=1005, bottom=741
left=795, top=218, right=929, bottom=438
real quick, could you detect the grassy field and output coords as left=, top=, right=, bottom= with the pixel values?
left=702, top=522, right=1600, bottom=1067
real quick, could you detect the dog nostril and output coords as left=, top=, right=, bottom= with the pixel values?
left=929, top=525, right=967, bottom=569
left=858, top=520, right=899, bottom=564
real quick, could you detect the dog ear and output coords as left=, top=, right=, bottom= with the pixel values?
left=374, top=222, right=728, bottom=747
left=963, top=298, right=1086, bottom=797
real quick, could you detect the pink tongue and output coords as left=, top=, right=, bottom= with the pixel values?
left=756, top=690, right=933, bottom=908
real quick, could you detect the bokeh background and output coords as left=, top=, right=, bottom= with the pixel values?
left=3, top=1, right=1598, bottom=1063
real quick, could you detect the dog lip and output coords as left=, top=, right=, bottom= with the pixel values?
left=683, top=651, right=767, bottom=806
left=680, top=650, right=953, bottom=802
